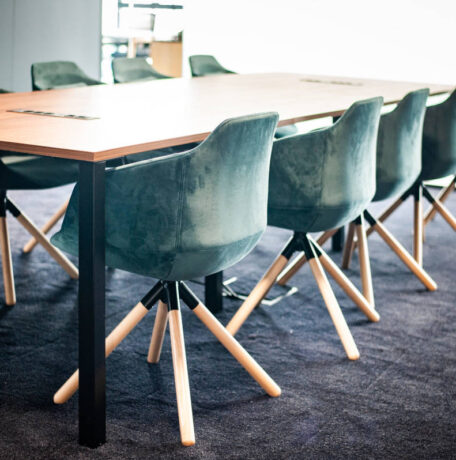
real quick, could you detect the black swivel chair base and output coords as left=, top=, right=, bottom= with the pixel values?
left=0, top=191, right=78, bottom=306
left=53, top=280, right=281, bottom=447
left=226, top=231, right=379, bottom=361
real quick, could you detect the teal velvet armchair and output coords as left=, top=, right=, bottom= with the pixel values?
left=188, top=54, right=298, bottom=139
left=226, top=98, right=383, bottom=361
left=51, top=113, right=281, bottom=446
left=338, top=90, right=441, bottom=294
left=31, top=61, right=103, bottom=90
left=281, top=90, right=437, bottom=294
left=112, top=57, right=171, bottom=83
left=418, top=90, right=456, bottom=234
left=0, top=154, right=79, bottom=306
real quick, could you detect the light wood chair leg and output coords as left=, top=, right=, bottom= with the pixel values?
left=341, top=222, right=356, bottom=269
left=423, top=176, right=455, bottom=227
left=422, top=187, right=456, bottom=232
left=307, top=255, right=360, bottom=361
left=11, top=202, right=78, bottom=279
left=355, top=217, right=375, bottom=308
left=276, top=229, right=338, bottom=286
left=169, top=308, right=195, bottom=447
left=310, top=238, right=379, bottom=322
left=0, top=216, right=15, bottom=306
left=364, top=211, right=437, bottom=291
left=191, top=301, right=281, bottom=397
left=414, top=186, right=423, bottom=266
left=147, top=300, right=169, bottom=363
left=54, top=301, right=151, bottom=404
left=22, top=199, right=69, bottom=253
left=364, top=195, right=406, bottom=239
left=226, top=253, right=289, bottom=336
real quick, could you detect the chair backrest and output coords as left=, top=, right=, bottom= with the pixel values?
left=53, top=112, right=279, bottom=281
left=374, top=89, right=429, bottom=201
left=188, top=55, right=234, bottom=77
left=268, top=97, right=383, bottom=233
left=111, top=57, right=170, bottom=83
left=421, top=90, right=456, bottom=181
left=31, top=61, right=101, bottom=90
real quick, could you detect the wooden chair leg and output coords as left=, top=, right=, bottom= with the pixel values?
left=180, top=283, right=281, bottom=398
left=0, top=216, right=15, bottom=306
left=364, top=195, right=406, bottom=239
left=422, top=186, right=456, bottom=231
left=309, top=238, right=379, bottom=322
left=147, top=300, right=169, bottom=363
left=305, top=246, right=360, bottom=361
left=169, top=307, right=195, bottom=447
left=341, top=222, right=356, bottom=269
left=423, top=176, right=455, bottom=227
left=226, top=238, right=293, bottom=336
left=363, top=211, right=437, bottom=291
left=276, top=228, right=338, bottom=286
left=355, top=216, right=375, bottom=308
left=413, top=185, right=423, bottom=266
left=22, top=199, right=69, bottom=253
left=54, top=283, right=164, bottom=404
left=7, top=199, right=78, bottom=279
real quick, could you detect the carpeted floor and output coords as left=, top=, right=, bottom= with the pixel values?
left=0, top=185, right=455, bottom=459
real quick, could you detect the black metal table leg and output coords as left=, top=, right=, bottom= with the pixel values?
left=331, top=226, right=345, bottom=252
left=78, top=161, right=106, bottom=447
left=205, top=271, right=223, bottom=313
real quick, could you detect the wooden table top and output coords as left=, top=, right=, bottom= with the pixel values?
left=0, top=73, right=453, bottom=162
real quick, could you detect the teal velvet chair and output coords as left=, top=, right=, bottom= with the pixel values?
left=189, top=54, right=235, bottom=77
left=0, top=154, right=79, bottom=306
left=419, top=90, right=456, bottom=234
left=112, top=57, right=171, bottom=83
left=226, top=98, right=383, bottom=361
left=280, top=90, right=437, bottom=296
left=339, top=89, right=437, bottom=290
left=51, top=113, right=281, bottom=446
left=31, top=61, right=103, bottom=90
left=188, top=54, right=298, bottom=139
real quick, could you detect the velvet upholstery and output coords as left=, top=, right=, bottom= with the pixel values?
left=0, top=154, right=79, bottom=190
left=421, top=90, right=456, bottom=181
left=52, top=113, right=279, bottom=280
left=188, top=54, right=297, bottom=139
left=374, top=89, right=429, bottom=201
left=188, top=55, right=235, bottom=77
left=31, top=61, right=102, bottom=91
left=267, top=97, right=383, bottom=233
left=112, top=57, right=171, bottom=84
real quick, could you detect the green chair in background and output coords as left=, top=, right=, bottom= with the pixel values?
left=111, top=57, right=171, bottom=83
left=279, top=90, right=437, bottom=294
left=341, top=89, right=437, bottom=288
left=51, top=113, right=281, bottom=446
left=341, top=90, right=455, bottom=283
left=420, top=90, right=456, bottom=237
left=0, top=154, right=79, bottom=305
left=31, top=61, right=103, bottom=90
left=0, top=89, right=10, bottom=94
left=226, top=98, right=383, bottom=361
left=189, top=54, right=236, bottom=77
left=188, top=54, right=298, bottom=139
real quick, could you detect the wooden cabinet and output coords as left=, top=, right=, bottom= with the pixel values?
left=150, top=41, right=183, bottom=78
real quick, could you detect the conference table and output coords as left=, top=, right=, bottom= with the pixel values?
left=0, top=73, right=452, bottom=447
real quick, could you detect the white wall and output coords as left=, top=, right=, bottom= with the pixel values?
left=0, top=0, right=102, bottom=92
left=183, top=0, right=456, bottom=84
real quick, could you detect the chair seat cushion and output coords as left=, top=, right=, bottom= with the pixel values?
left=0, top=154, right=79, bottom=190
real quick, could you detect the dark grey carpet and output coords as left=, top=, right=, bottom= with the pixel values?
left=1, top=185, right=455, bottom=459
